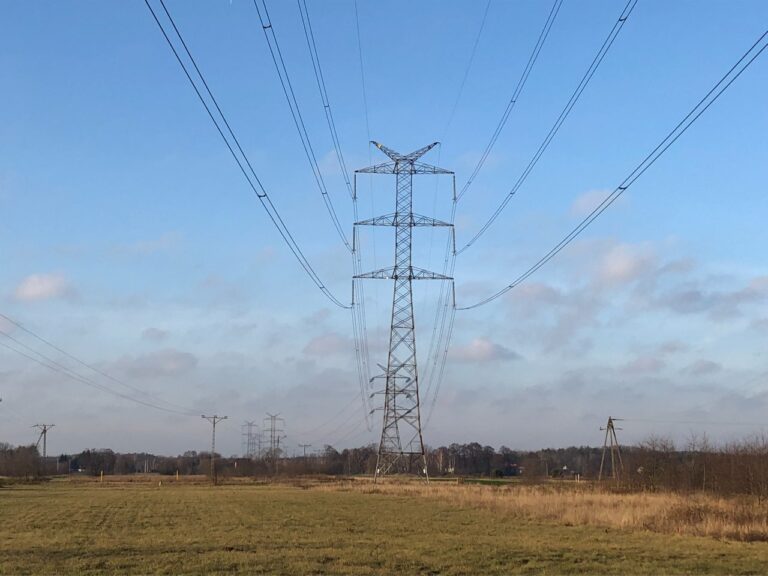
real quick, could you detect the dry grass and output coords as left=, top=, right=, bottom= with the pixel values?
left=3, top=478, right=768, bottom=574
left=317, top=479, right=768, bottom=542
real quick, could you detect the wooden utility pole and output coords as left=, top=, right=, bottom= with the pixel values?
left=598, top=416, right=624, bottom=481
left=33, top=423, right=55, bottom=459
left=33, top=424, right=55, bottom=474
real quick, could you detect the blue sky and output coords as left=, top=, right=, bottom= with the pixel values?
left=1, top=1, right=767, bottom=456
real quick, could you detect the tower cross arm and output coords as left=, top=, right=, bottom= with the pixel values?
left=356, top=161, right=452, bottom=175
left=355, top=266, right=452, bottom=280
left=356, top=162, right=397, bottom=174
left=355, top=213, right=453, bottom=227
left=411, top=162, right=453, bottom=175
left=371, top=140, right=439, bottom=162
left=370, top=141, right=403, bottom=161
left=368, top=141, right=441, bottom=163
left=399, top=142, right=440, bottom=162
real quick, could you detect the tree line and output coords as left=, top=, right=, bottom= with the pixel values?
left=3, top=435, right=768, bottom=499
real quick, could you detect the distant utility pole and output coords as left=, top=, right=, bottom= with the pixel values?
left=201, top=415, right=227, bottom=485
left=354, top=141, right=454, bottom=481
left=33, top=424, right=55, bottom=460
left=298, top=443, right=312, bottom=458
left=241, top=420, right=259, bottom=458
left=264, top=413, right=285, bottom=475
left=599, top=416, right=624, bottom=481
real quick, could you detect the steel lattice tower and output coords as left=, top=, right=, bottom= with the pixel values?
left=354, top=141, right=453, bottom=480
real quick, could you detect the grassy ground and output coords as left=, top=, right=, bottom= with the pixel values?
left=329, top=480, right=768, bottom=542
left=2, top=478, right=768, bottom=574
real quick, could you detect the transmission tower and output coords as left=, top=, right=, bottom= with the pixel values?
left=241, top=420, right=259, bottom=459
left=33, top=423, right=54, bottom=460
left=598, top=416, right=624, bottom=481
left=264, top=413, right=285, bottom=474
left=354, top=141, right=453, bottom=480
left=201, top=415, right=227, bottom=485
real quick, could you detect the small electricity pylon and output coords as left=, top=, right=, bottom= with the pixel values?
left=598, top=416, right=624, bottom=481
left=354, top=141, right=454, bottom=481
left=33, top=423, right=54, bottom=460
left=298, top=443, right=312, bottom=458
left=201, top=415, right=227, bottom=485
left=241, top=420, right=258, bottom=458
left=264, top=413, right=285, bottom=475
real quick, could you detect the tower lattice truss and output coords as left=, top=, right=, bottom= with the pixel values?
left=355, top=141, right=453, bottom=479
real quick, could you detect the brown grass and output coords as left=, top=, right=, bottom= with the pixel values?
left=4, top=479, right=768, bottom=574
left=316, top=479, right=768, bottom=542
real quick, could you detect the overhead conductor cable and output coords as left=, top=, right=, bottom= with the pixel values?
left=145, top=0, right=348, bottom=308
left=459, top=28, right=768, bottom=310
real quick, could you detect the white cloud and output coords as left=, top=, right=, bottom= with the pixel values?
left=303, top=333, right=353, bottom=356
left=654, top=276, right=768, bottom=320
left=596, top=243, right=654, bottom=285
left=654, top=341, right=689, bottom=357
left=684, top=359, right=722, bottom=376
left=141, top=327, right=169, bottom=342
left=570, top=189, right=611, bottom=217
left=450, top=338, right=521, bottom=363
left=318, top=149, right=341, bottom=177
left=13, top=273, right=75, bottom=302
left=112, top=348, right=198, bottom=379
left=622, top=355, right=666, bottom=374
left=514, top=282, right=564, bottom=306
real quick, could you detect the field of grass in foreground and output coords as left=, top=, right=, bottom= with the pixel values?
left=2, top=478, right=768, bottom=575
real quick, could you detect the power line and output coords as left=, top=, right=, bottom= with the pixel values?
left=458, top=27, right=768, bottom=310
left=421, top=187, right=458, bottom=425
left=297, top=0, right=354, bottom=199
left=353, top=2, right=383, bottom=360
left=421, top=0, right=494, bottom=383
left=424, top=283, right=457, bottom=429
left=316, top=405, right=366, bottom=447
left=456, top=0, right=563, bottom=198
left=353, top=0, right=380, bottom=352
left=294, top=391, right=361, bottom=438
left=144, top=0, right=348, bottom=309
left=440, top=0, right=493, bottom=141
left=294, top=0, right=372, bottom=428
left=252, top=0, right=351, bottom=251
left=353, top=0, right=371, bottom=145
left=0, top=312, right=197, bottom=415
left=457, top=0, right=637, bottom=251
left=326, top=414, right=371, bottom=448
left=0, top=333, right=196, bottom=416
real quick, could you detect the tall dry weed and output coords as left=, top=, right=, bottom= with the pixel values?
left=315, top=480, right=768, bottom=542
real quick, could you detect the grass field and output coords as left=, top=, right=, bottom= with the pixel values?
left=2, top=477, right=768, bottom=574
